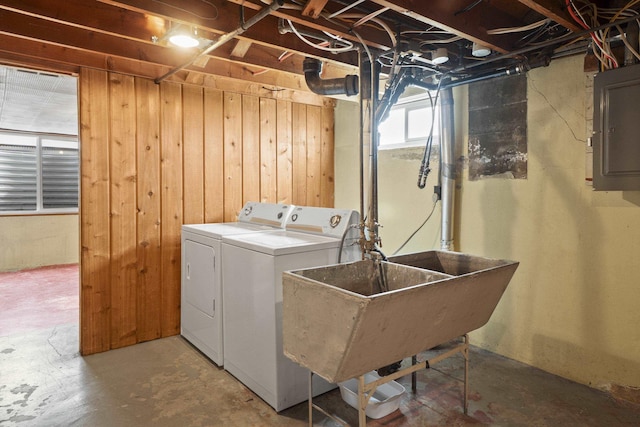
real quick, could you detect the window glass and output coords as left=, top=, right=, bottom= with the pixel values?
left=407, top=107, right=431, bottom=139
left=42, top=142, right=79, bottom=209
left=0, top=141, right=37, bottom=211
left=378, top=108, right=405, bottom=146
left=0, top=132, right=78, bottom=213
left=378, top=93, right=440, bottom=149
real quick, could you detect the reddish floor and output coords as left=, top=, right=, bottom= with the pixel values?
left=0, top=264, right=79, bottom=337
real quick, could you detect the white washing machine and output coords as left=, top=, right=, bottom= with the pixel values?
left=221, top=206, right=360, bottom=411
left=181, top=202, right=294, bottom=366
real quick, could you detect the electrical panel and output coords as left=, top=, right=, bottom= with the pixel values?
left=593, top=64, right=640, bottom=191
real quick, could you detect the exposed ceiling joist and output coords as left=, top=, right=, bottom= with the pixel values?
left=0, top=0, right=635, bottom=96
left=302, top=0, right=329, bottom=18
left=516, top=0, right=581, bottom=32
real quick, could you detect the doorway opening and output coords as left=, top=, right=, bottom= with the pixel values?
left=0, top=65, right=79, bottom=339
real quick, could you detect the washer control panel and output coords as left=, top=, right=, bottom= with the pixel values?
left=285, top=206, right=359, bottom=239
left=237, top=202, right=294, bottom=228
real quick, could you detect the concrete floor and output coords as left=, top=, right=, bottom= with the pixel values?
left=2, top=324, right=640, bottom=426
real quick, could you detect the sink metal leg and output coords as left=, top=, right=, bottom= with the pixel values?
left=308, top=370, right=313, bottom=427
left=463, top=334, right=469, bottom=415
left=307, top=336, right=470, bottom=426
left=357, top=375, right=371, bottom=427
left=411, top=355, right=417, bottom=394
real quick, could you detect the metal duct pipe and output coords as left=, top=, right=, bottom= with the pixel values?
left=440, top=87, right=455, bottom=251
left=303, top=57, right=359, bottom=96
left=155, top=0, right=283, bottom=83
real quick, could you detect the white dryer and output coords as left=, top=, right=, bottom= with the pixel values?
left=221, top=206, right=360, bottom=411
left=181, top=202, right=294, bottom=366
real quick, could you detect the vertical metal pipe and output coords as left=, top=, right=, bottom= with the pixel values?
left=440, top=87, right=455, bottom=251
left=369, top=60, right=381, bottom=245
left=358, top=51, right=369, bottom=256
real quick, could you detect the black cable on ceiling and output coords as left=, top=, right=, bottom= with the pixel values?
left=454, top=0, right=484, bottom=16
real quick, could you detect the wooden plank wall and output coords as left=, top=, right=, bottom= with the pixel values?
left=79, top=68, right=335, bottom=355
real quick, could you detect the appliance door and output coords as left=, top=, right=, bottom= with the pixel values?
left=181, top=235, right=221, bottom=365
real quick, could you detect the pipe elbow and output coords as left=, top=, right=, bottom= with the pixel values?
left=303, top=57, right=359, bottom=97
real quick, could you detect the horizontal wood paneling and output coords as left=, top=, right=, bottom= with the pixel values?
left=79, top=69, right=336, bottom=355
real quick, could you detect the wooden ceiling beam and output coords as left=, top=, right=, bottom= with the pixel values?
left=0, top=9, right=188, bottom=66
left=0, top=33, right=328, bottom=100
left=225, top=0, right=395, bottom=51
left=0, top=7, right=354, bottom=83
left=0, top=0, right=162, bottom=44
left=367, top=0, right=536, bottom=53
left=516, top=0, right=581, bottom=32
left=98, top=0, right=359, bottom=65
left=0, top=34, right=170, bottom=79
left=0, top=0, right=357, bottom=69
left=302, top=0, right=330, bottom=18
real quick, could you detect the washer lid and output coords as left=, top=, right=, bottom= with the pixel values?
left=222, top=230, right=340, bottom=255
left=182, top=222, right=273, bottom=239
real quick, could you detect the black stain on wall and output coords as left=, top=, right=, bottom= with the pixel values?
left=468, top=74, right=527, bottom=180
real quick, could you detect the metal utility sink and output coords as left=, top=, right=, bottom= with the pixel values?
left=286, top=260, right=452, bottom=296
left=282, top=251, right=518, bottom=384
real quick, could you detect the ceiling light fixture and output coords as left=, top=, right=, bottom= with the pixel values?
left=168, top=25, right=200, bottom=48
left=432, top=47, right=449, bottom=65
left=472, top=42, right=491, bottom=57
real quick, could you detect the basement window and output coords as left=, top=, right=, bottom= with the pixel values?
left=378, top=93, right=440, bottom=150
left=0, top=131, right=79, bottom=214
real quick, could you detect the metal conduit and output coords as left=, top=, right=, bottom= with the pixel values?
left=154, top=0, right=284, bottom=84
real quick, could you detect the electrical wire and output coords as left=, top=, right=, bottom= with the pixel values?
left=151, top=0, right=218, bottom=20
left=353, top=29, right=374, bottom=65
left=337, top=13, right=397, bottom=47
left=392, top=199, right=439, bottom=256
left=602, top=0, right=640, bottom=62
left=616, top=24, right=640, bottom=61
left=327, top=0, right=366, bottom=19
left=487, top=18, right=550, bottom=35
left=567, top=0, right=619, bottom=69
left=285, top=20, right=355, bottom=53
left=281, top=2, right=397, bottom=49
left=454, top=0, right=483, bottom=16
